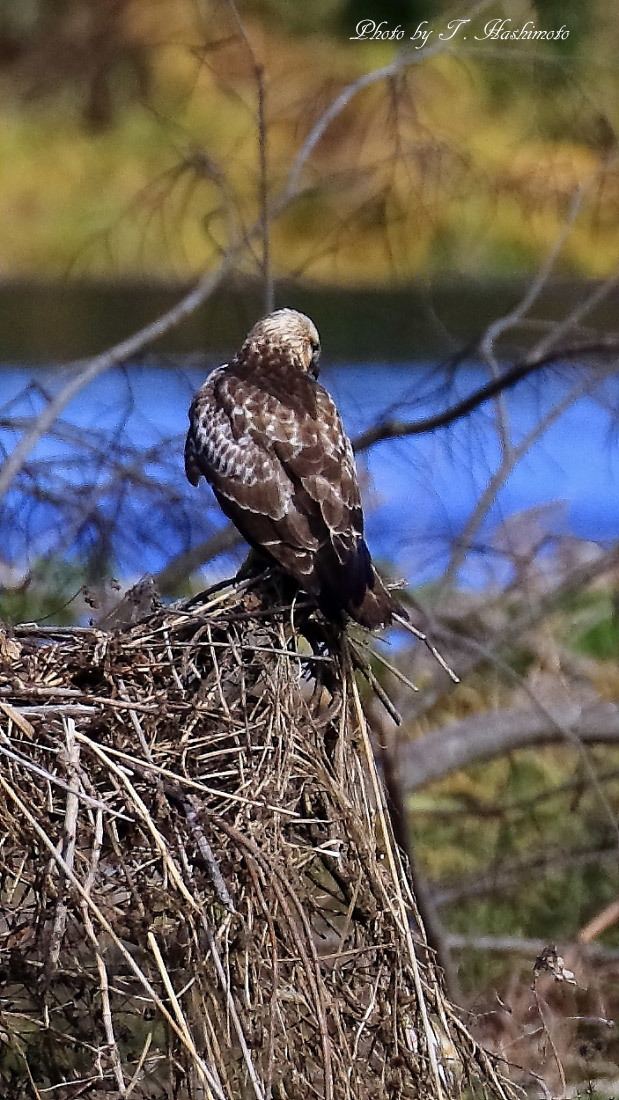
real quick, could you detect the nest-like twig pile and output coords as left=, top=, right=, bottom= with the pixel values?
left=0, top=575, right=510, bottom=1099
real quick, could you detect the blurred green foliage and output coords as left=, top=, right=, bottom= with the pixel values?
left=413, top=742, right=619, bottom=992
left=0, top=559, right=87, bottom=626
left=574, top=600, right=619, bottom=660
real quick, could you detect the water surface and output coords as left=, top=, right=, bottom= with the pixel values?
left=2, top=354, right=617, bottom=589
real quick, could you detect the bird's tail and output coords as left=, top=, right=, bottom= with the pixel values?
left=346, top=568, right=407, bottom=630
left=347, top=571, right=460, bottom=683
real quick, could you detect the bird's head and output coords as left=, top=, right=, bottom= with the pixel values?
left=242, top=308, right=321, bottom=377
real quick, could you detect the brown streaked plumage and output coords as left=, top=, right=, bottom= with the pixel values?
left=185, top=308, right=403, bottom=629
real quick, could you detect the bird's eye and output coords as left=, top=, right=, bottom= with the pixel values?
left=308, top=339, right=321, bottom=377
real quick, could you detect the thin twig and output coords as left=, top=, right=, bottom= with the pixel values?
left=80, top=807, right=128, bottom=1096
left=0, top=740, right=130, bottom=818
left=47, top=717, right=80, bottom=968
left=393, top=614, right=459, bottom=681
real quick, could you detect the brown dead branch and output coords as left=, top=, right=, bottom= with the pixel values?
left=579, top=898, right=619, bottom=945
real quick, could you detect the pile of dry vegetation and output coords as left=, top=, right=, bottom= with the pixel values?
left=0, top=574, right=512, bottom=1099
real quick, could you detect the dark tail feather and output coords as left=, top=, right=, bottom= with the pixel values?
left=349, top=578, right=459, bottom=681
left=346, top=568, right=408, bottom=630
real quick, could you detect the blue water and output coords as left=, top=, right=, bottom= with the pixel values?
left=1, top=359, right=618, bottom=589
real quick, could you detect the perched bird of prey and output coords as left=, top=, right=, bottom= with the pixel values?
left=185, top=308, right=404, bottom=629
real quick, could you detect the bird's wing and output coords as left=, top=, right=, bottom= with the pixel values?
left=185, top=366, right=292, bottom=519
left=185, top=366, right=369, bottom=603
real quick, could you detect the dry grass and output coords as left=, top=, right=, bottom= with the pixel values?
left=0, top=573, right=512, bottom=1099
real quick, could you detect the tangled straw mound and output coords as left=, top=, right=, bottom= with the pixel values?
left=0, top=576, right=508, bottom=1099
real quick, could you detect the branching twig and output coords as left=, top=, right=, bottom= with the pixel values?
left=351, top=337, right=619, bottom=452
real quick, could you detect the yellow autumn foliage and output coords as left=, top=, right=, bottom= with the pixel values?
left=1, top=0, right=618, bottom=281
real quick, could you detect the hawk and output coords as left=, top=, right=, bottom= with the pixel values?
left=185, top=308, right=403, bottom=629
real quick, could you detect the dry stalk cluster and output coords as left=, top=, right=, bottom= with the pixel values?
left=0, top=577, right=509, bottom=1099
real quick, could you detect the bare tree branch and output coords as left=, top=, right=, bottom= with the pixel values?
left=0, top=252, right=239, bottom=502
left=439, top=375, right=598, bottom=589
left=446, top=933, right=619, bottom=962
left=352, top=338, right=619, bottom=453
left=480, top=186, right=588, bottom=371
left=284, top=0, right=495, bottom=203
left=579, top=898, right=619, bottom=944
left=401, top=701, right=619, bottom=791
left=402, top=543, right=619, bottom=723
left=227, top=0, right=272, bottom=313
left=433, top=844, right=617, bottom=906
left=155, top=525, right=242, bottom=593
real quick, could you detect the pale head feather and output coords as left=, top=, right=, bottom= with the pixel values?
left=242, top=308, right=321, bottom=375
